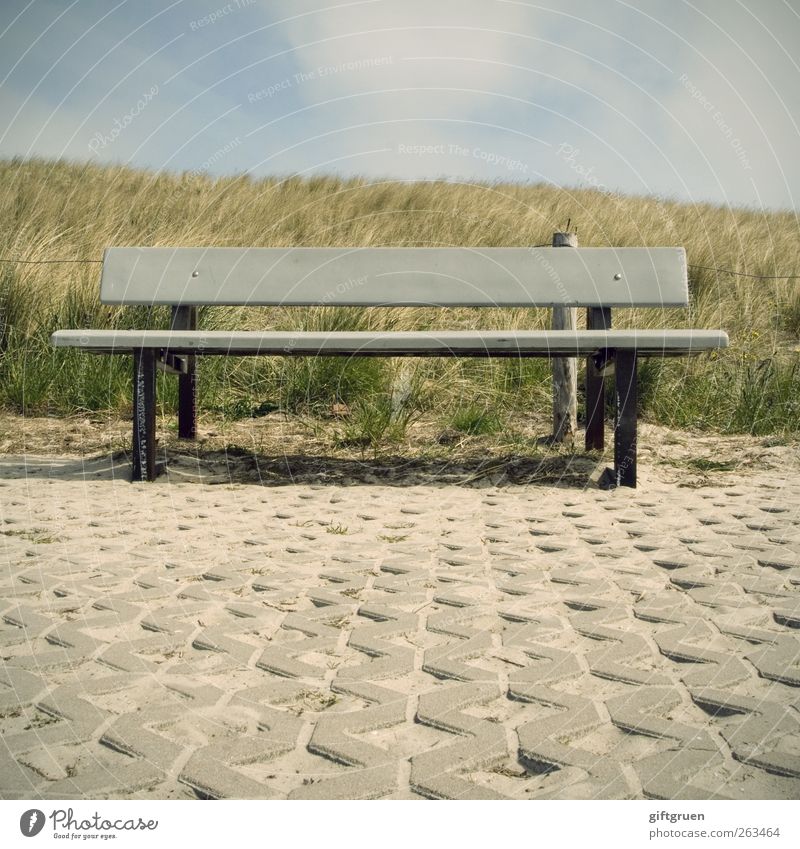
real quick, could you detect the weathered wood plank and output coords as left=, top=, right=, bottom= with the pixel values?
left=551, top=232, right=578, bottom=444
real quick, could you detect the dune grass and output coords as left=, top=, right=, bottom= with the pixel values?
left=0, top=156, right=798, bottom=443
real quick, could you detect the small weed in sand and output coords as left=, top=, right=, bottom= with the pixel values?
left=1, top=528, right=58, bottom=544
left=379, top=534, right=408, bottom=543
left=293, top=690, right=338, bottom=714
left=326, top=524, right=350, bottom=535
left=490, top=763, right=528, bottom=778
left=161, top=649, right=183, bottom=660
left=24, top=709, right=58, bottom=730
left=686, top=457, right=739, bottom=472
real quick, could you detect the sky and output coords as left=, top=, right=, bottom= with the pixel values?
left=0, top=0, right=798, bottom=210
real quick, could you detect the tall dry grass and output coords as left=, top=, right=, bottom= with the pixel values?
left=1, top=156, right=798, bottom=440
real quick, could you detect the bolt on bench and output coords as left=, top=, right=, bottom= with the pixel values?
left=51, top=245, right=727, bottom=487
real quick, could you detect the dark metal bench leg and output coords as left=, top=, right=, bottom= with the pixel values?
left=132, top=348, right=156, bottom=482
left=614, top=350, right=637, bottom=488
left=171, top=306, right=197, bottom=440
left=585, top=307, right=611, bottom=451
left=178, top=357, right=196, bottom=440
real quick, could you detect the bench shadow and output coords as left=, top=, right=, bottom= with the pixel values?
left=1, top=449, right=603, bottom=488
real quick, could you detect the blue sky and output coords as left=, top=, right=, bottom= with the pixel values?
left=1, top=0, right=798, bottom=209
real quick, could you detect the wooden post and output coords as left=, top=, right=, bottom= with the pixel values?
left=132, top=348, right=156, bottom=482
left=614, top=350, right=637, bottom=488
left=585, top=306, right=612, bottom=451
left=171, top=306, right=197, bottom=440
left=551, top=232, right=578, bottom=443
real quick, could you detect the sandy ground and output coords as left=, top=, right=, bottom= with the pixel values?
left=1, top=416, right=799, bottom=800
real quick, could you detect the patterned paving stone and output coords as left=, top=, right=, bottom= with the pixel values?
left=1, top=459, right=799, bottom=799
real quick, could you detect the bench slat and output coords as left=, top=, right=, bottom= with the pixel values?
left=100, top=247, right=689, bottom=308
left=52, top=329, right=727, bottom=356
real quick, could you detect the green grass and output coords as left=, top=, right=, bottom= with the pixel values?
left=449, top=405, right=504, bottom=436
left=1, top=156, right=799, bottom=441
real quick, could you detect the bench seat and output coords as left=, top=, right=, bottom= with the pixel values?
left=52, top=329, right=728, bottom=357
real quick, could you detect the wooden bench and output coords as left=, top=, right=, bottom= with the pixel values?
left=51, top=244, right=728, bottom=487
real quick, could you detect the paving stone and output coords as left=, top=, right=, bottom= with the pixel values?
left=41, top=760, right=165, bottom=799
left=289, top=764, right=398, bottom=800
left=581, top=626, right=671, bottom=686
left=192, top=628, right=259, bottom=665
left=100, top=710, right=185, bottom=772
left=748, top=637, right=800, bottom=687
left=606, top=687, right=716, bottom=749
left=423, top=631, right=496, bottom=683
left=636, top=748, right=732, bottom=800
left=516, top=686, right=632, bottom=798
left=411, top=683, right=508, bottom=799
left=178, top=751, right=280, bottom=800
left=0, top=669, right=48, bottom=710
left=308, top=699, right=407, bottom=767
left=0, top=751, right=42, bottom=798
left=758, top=550, right=800, bottom=570
left=4, top=470, right=800, bottom=800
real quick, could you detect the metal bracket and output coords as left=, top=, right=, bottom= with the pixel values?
left=157, top=352, right=188, bottom=375
left=591, top=348, right=616, bottom=377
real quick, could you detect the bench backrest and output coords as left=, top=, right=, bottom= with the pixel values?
left=100, top=247, right=688, bottom=308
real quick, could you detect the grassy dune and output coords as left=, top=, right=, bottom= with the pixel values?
left=1, top=157, right=798, bottom=445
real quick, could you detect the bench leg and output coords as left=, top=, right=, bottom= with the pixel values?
left=171, top=306, right=197, bottom=440
left=614, top=350, right=637, bottom=488
left=132, top=348, right=156, bottom=482
left=177, top=356, right=197, bottom=440
left=585, top=359, right=605, bottom=451
left=585, top=307, right=611, bottom=451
